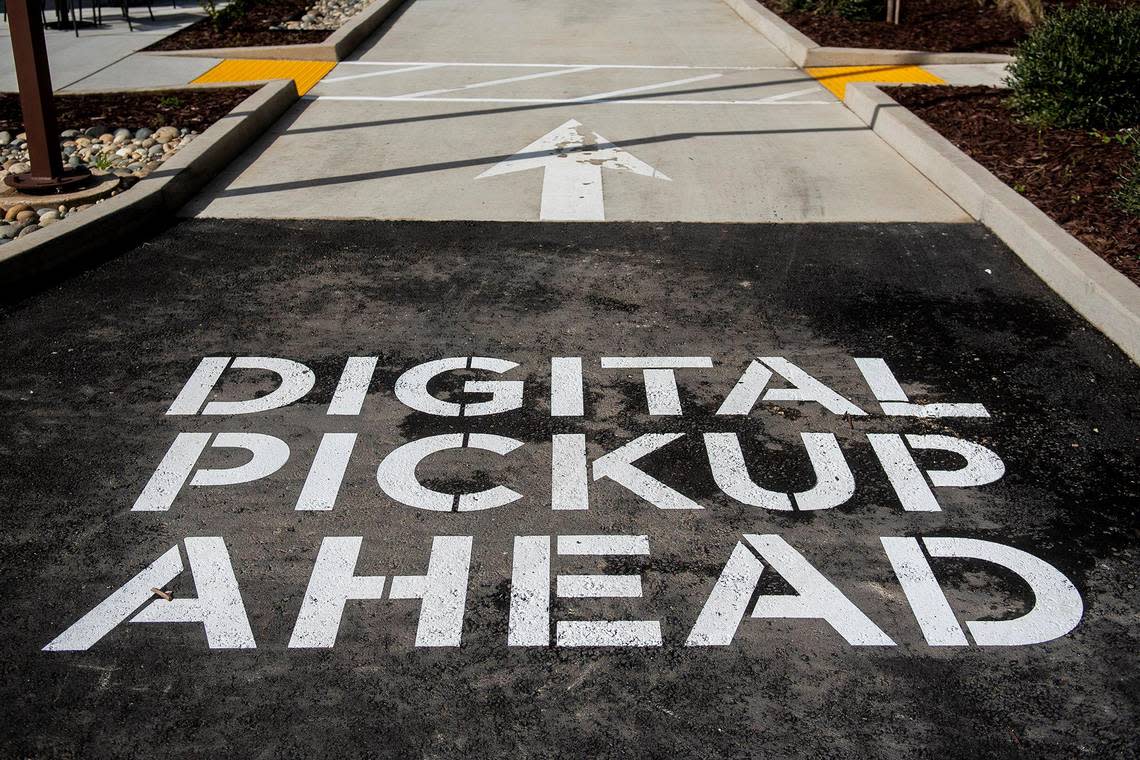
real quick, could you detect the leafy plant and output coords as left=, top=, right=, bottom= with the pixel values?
left=1116, top=167, right=1140, bottom=218
left=1005, top=3, right=1140, bottom=129
left=200, top=0, right=223, bottom=28
left=158, top=95, right=183, bottom=109
left=200, top=0, right=252, bottom=31
left=92, top=152, right=115, bottom=171
left=777, top=0, right=884, bottom=22
left=977, top=0, right=1044, bottom=27
left=1114, top=135, right=1140, bottom=218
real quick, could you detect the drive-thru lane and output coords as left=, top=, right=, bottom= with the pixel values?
left=1, top=220, right=1136, bottom=757
left=187, top=0, right=968, bottom=223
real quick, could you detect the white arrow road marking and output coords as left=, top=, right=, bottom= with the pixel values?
left=476, top=119, right=669, bottom=222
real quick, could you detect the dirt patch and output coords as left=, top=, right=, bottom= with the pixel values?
left=885, top=85, right=1139, bottom=286
left=145, top=0, right=327, bottom=51
left=770, top=0, right=1028, bottom=53
left=0, top=88, right=259, bottom=135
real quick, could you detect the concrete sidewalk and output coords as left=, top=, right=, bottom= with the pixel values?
left=0, top=2, right=220, bottom=92
left=185, top=0, right=970, bottom=223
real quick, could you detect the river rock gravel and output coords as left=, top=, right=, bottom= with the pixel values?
left=0, top=125, right=197, bottom=245
left=272, top=0, right=374, bottom=30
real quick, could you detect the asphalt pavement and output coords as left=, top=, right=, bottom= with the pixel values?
left=1, top=219, right=1136, bottom=757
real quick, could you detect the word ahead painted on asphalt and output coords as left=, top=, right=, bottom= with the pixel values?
left=43, top=355, right=1083, bottom=653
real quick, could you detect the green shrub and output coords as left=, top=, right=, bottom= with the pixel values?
left=1005, top=3, right=1140, bottom=129
left=200, top=0, right=253, bottom=30
left=777, top=0, right=884, bottom=22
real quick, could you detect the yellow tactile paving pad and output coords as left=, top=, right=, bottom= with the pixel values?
left=192, top=59, right=336, bottom=96
left=806, top=65, right=944, bottom=100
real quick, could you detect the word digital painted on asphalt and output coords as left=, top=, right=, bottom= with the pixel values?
left=44, top=355, right=1084, bottom=653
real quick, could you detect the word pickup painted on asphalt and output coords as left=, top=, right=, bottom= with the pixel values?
left=42, top=355, right=1085, bottom=653
left=477, top=119, right=669, bottom=221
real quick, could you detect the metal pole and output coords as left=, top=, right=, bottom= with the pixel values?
left=4, top=0, right=90, bottom=193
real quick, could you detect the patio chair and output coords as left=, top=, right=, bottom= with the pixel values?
left=1, top=0, right=51, bottom=25
left=89, top=0, right=153, bottom=30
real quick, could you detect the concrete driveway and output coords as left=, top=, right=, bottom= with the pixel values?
left=186, top=0, right=967, bottom=223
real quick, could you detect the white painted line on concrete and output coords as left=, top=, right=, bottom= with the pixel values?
left=335, top=60, right=796, bottom=70
left=311, top=95, right=837, bottom=106
left=750, top=85, right=826, bottom=103
left=569, top=73, right=722, bottom=102
left=395, top=65, right=599, bottom=98
left=321, top=63, right=446, bottom=84
left=476, top=118, right=669, bottom=221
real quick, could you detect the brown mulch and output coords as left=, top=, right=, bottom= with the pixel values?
left=768, top=0, right=1132, bottom=54
left=0, top=88, right=259, bottom=134
left=886, top=85, right=1139, bottom=286
left=772, top=0, right=1029, bottom=52
left=145, top=0, right=327, bottom=51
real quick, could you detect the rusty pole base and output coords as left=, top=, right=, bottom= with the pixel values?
left=3, top=166, right=94, bottom=194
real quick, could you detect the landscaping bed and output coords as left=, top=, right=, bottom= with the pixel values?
left=886, top=85, right=1139, bottom=285
left=0, top=88, right=257, bottom=137
left=146, top=0, right=326, bottom=50
left=145, top=0, right=372, bottom=50
left=771, top=0, right=1029, bottom=52
left=767, top=0, right=1132, bottom=53
left=0, top=87, right=257, bottom=243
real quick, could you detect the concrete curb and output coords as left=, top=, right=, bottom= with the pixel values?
left=0, top=79, right=299, bottom=287
left=149, top=0, right=406, bottom=61
left=722, top=0, right=1013, bottom=66
left=845, top=83, right=1140, bottom=363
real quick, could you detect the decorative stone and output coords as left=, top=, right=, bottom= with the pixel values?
left=4, top=204, right=30, bottom=221
left=9, top=163, right=29, bottom=174
left=17, top=223, right=40, bottom=237
left=15, top=210, right=37, bottom=222
left=148, top=144, right=164, bottom=157
left=135, top=128, right=154, bottom=140
left=60, top=129, right=80, bottom=139
left=113, top=128, right=133, bottom=143
left=154, top=126, right=180, bottom=144
left=0, top=131, right=10, bottom=146
left=39, top=211, right=59, bottom=225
